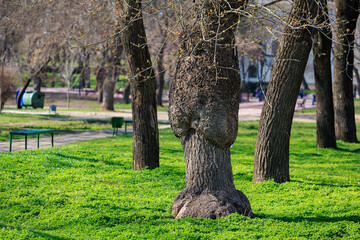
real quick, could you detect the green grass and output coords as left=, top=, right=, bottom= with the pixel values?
left=0, top=122, right=359, bottom=239
left=296, top=99, right=360, bottom=115
left=0, top=113, right=112, bottom=141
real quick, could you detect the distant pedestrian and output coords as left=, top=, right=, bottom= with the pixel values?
left=312, top=94, right=316, bottom=105
left=354, top=86, right=357, bottom=99
left=299, top=88, right=304, bottom=98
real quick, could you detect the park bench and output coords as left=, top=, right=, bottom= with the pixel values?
left=9, top=129, right=54, bottom=152
left=297, top=99, right=306, bottom=109
left=111, top=117, right=133, bottom=135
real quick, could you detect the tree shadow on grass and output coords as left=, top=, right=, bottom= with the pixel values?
left=233, top=172, right=253, bottom=181
left=53, top=153, right=125, bottom=167
left=335, top=147, right=360, bottom=154
left=255, top=214, right=360, bottom=224
left=290, top=179, right=354, bottom=188
left=0, top=223, right=74, bottom=240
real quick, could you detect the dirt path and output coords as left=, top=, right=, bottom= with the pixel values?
left=1, top=99, right=318, bottom=152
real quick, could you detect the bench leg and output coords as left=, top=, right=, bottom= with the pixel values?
left=125, top=123, right=128, bottom=134
left=25, top=135, right=27, bottom=150
left=37, top=134, right=40, bottom=149
left=51, top=133, right=54, bottom=147
left=9, top=134, right=12, bottom=152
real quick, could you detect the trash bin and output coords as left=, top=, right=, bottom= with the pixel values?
left=22, top=91, right=45, bottom=109
left=111, top=117, right=124, bottom=136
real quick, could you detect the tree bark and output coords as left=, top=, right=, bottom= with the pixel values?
left=123, top=81, right=130, bottom=104
left=96, top=65, right=106, bottom=103
left=101, top=41, right=123, bottom=110
left=253, top=0, right=317, bottom=183
left=312, top=0, right=337, bottom=149
left=17, top=78, right=32, bottom=109
left=33, top=74, right=42, bottom=92
left=156, top=44, right=165, bottom=107
left=85, top=53, right=90, bottom=88
left=302, top=77, right=310, bottom=90
left=0, top=63, right=4, bottom=112
left=355, top=67, right=360, bottom=97
left=333, top=0, right=359, bottom=143
left=169, top=1, right=252, bottom=219
left=121, top=0, right=159, bottom=170
left=101, top=65, right=117, bottom=111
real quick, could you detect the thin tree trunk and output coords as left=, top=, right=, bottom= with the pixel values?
left=253, top=0, right=317, bottom=183
left=156, top=45, right=165, bottom=107
left=123, top=81, right=130, bottom=104
left=33, top=74, right=42, bottom=92
left=100, top=66, right=117, bottom=111
left=312, top=0, right=337, bottom=149
left=17, top=78, right=32, bottom=109
left=333, top=0, right=359, bottom=143
left=0, top=63, right=4, bottom=112
left=51, top=66, right=56, bottom=87
left=67, top=85, right=70, bottom=109
left=96, top=65, right=106, bottom=103
left=354, top=67, right=360, bottom=97
left=169, top=0, right=252, bottom=219
left=85, top=53, right=90, bottom=88
left=302, top=77, right=310, bottom=90
left=121, top=0, right=159, bottom=170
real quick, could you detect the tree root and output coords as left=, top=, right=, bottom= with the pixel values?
left=171, top=190, right=254, bottom=219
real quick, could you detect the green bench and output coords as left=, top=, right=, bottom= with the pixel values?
left=111, top=117, right=133, bottom=135
left=9, top=129, right=54, bottom=152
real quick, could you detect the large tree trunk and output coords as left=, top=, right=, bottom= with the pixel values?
left=253, top=0, right=316, bottom=183
left=312, top=0, right=337, bottom=149
left=333, top=0, right=359, bottom=143
left=169, top=1, right=252, bottom=219
left=121, top=0, right=159, bottom=170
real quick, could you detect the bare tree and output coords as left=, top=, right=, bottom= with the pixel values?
left=253, top=0, right=317, bottom=183
left=312, top=0, right=337, bottom=148
left=120, top=0, right=159, bottom=170
left=333, top=0, right=359, bottom=143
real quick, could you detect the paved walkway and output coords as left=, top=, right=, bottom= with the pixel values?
left=1, top=98, right=316, bottom=152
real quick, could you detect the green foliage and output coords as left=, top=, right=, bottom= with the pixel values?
left=0, top=123, right=359, bottom=239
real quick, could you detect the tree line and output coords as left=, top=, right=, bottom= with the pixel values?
left=1, top=0, right=359, bottom=219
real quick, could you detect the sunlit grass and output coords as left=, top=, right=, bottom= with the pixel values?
left=0, top=122, right=359, bottom=239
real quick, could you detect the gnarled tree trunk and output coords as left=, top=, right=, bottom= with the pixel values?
left=253, top=0, right=317, bottom=183
left=121, top=0, right=159, bottom=170
left=169, top=0, right=252, bottom=219
left=333, top=0, right=359, bottom=143
left=312, top=0, right=337, bottom=148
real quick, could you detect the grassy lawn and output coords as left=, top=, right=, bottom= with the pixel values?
left=296, top=99, right=360, bottom=116
left=0, top=122, right=359, bottom=239
left=0, top=113, right=112, bottom=141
